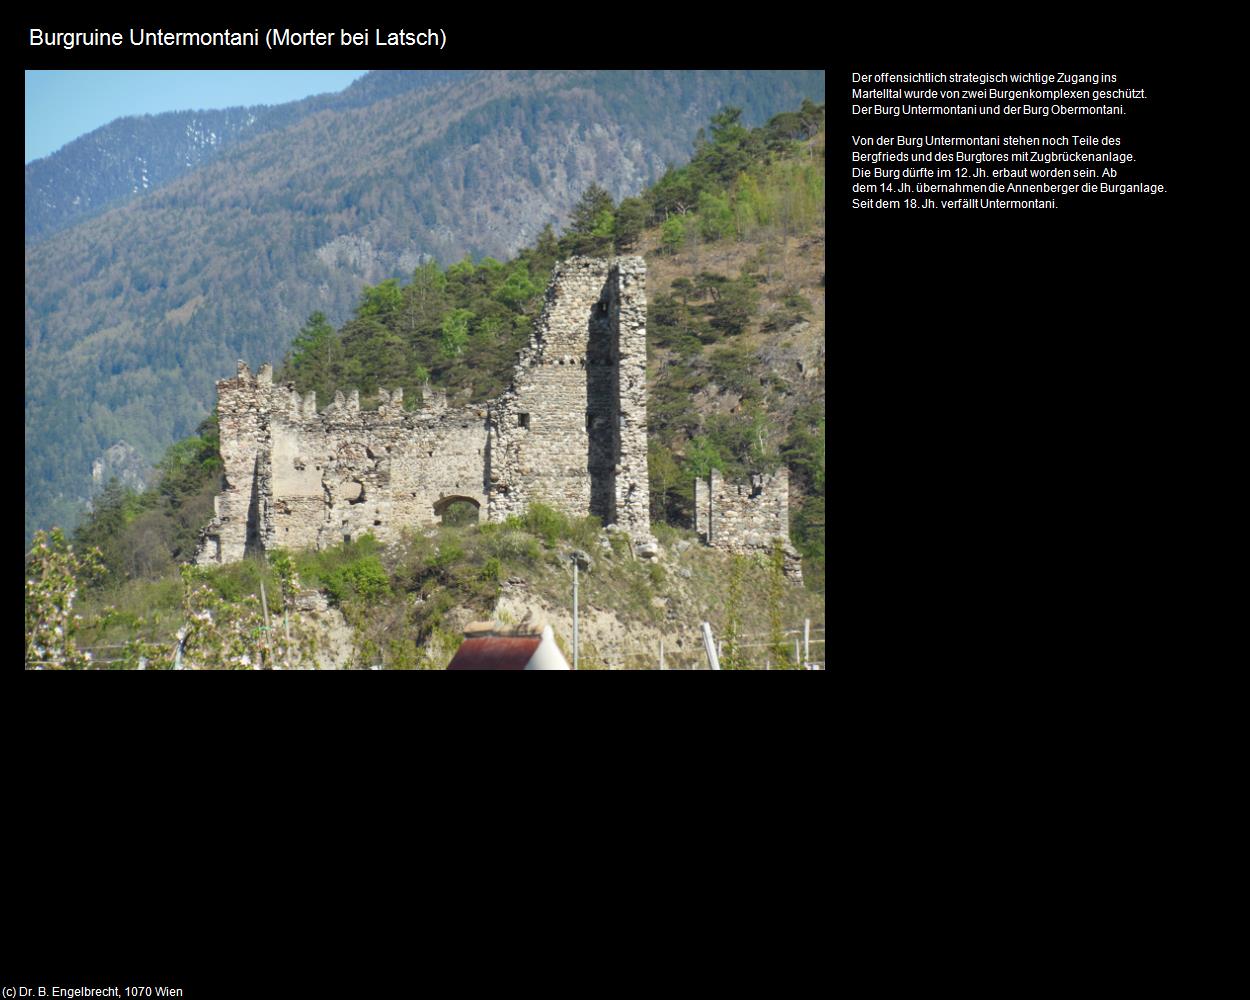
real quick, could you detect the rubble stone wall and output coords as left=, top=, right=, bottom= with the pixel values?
left=694, top=468, right=802, bottom=581
left=486, top=256, right=649, bottom=539
left=611, top=257, right=650, bottom=537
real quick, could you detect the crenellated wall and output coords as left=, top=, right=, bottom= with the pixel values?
left=196, top=361, right=490, bottom=565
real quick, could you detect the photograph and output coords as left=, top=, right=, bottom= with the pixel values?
left=25, top=67, right=827, bottom=670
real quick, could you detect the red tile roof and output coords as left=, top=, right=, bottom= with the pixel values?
left=446, top=635, right=543, bottom=670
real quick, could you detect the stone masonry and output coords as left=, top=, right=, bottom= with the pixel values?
left=195, top=255, right=799, bottom=578
left=695, top=468, right=802, bottom=581
left=487, top=256, right=650, bottom=535
left=196, top=359, right=489, bottom=564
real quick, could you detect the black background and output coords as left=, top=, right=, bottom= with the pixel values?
left=844, top=60, right=1176, bottom=214
left=835, top=18, right=1195, bottom=620
left=17, top=11, right=1201, bottom=987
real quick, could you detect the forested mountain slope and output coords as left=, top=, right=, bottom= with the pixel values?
left=25, top=70, right=469, bottom=243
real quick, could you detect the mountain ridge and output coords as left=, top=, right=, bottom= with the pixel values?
left=25, top=70, right=472, bottom=243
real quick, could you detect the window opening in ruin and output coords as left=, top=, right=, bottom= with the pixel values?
left=518, top=413, right=530, bottom=429
left=343, top=533, right=351, bottom=544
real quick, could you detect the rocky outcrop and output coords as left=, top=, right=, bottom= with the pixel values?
left=88, top=441, right=149, bottom=500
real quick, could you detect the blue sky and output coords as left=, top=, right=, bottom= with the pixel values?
left=25, top=70, right=368, bottom=163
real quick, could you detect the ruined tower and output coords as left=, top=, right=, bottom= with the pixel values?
left=486, top=256, right=650, bottom=538
left=695, top=467, right=802, bottom=581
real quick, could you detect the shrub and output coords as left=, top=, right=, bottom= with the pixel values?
left=296, top=535, right=391, bottom=607
left=651, top=522, right=683, bottom=546
left=324, top=556, right=391, bottom=606
left=479, top=557, right=502, bottom=582
left=203, top=558, right=271, bottom=603
left=660, top=216, right=687, bottom=255
left=430, top=539, right=465, bottom=573
left=520, top=502, right=603, bottom=549
left=25, top=529, right=104, bottom=670
left=387, top=637, right=420, bottom=670
left=441, top=499, right=480, bottom=526
left=628, top=571, right=658, bottom=622
left=705, top=274, right=759, bottom=336
left=698, top=190, right=734, bottom=241
left=521, top=502, right=565, bottom=547
left=486, top=529, right=542, bottom=566
left=706, top=343, right=759, bottom=398
left=763, top=289, right=813, bottom=332
left=566, top=514, right=602, bottom=551
left=388, top=531, right=435, bottom=593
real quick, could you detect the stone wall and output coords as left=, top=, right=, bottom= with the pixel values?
left=694, top=468, right=802, bottom=581
left=611, top=257, right=650, bottom=537
left=196, top=256, right=654, bottom=566
left=196, top=362, right=490, bottom=565
left=486, top=256, right=650, bottom=540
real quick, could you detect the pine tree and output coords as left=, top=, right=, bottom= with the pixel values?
left=564, top=184, right=616, bottom=257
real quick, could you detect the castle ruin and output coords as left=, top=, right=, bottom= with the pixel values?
left=195, top=255, right=799, bottom=578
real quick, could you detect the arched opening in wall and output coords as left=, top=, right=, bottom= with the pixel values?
left=434, top=495, right=481, bottom=526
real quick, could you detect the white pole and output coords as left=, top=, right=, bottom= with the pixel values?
left=573, top=560, right=579, bottom=671
left=260, top=580, right=272, bottom=670
left=804, top=619, right=810, bottom=667
left=701, top=622, right=721, bottom=670
left=794, top=636, right=800, bottom=666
